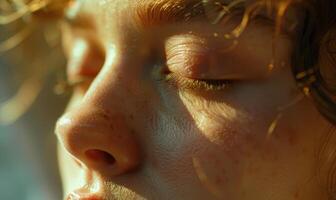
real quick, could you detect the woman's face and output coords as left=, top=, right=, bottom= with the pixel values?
left=55, top=0, right=330, bottom=199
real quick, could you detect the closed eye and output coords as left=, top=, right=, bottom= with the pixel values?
left=164, top=72, right=234, bottom=91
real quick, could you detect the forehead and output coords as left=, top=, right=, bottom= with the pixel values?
left=76, top=0, right=292, bottom=28
left=70, top=0, right=299, bottom=46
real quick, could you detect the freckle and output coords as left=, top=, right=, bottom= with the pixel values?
left=301, top=148, right=308, bottom=154
left=213, top=158, right=220, bottom=165
left=288, top=134, right=298, bottom=146
left=241, top=190, right=247, bottom=197
left=129, top=114, right=134, bottom=120
left=215, top=176, right=222, bottom=184
left=293, top=190, right=299, bottom=199
left=116, top=133, right=123, bottom=139
left=101, top=113, right=109, bottom=120
left=245, top=152, right=252, bottom=158
left=270, top=153, right=279, bottom=161
left=109, top=123, right=114, bottom=130
left=233, top=158, right=239, bottom=165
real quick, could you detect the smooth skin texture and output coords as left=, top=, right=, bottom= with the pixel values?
left=55, top=0, right=331, bottom=199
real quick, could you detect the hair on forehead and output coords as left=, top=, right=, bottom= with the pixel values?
left=1, top=0, right=301, bottom=25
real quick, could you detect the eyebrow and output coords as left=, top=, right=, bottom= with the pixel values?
left=134, top=0, right=294, bottom=29
left=134, top=0, right=207, bottom=28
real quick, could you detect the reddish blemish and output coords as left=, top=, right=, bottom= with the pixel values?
left=215, top=176, right=223, bottom=184
left=294, top=190, right=299, bottom=199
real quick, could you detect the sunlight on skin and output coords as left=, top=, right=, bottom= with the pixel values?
left=2, top=0, right=335, bottom=199
left=56, top=0, right=330, bottom=199
left=192, top=156, right=224, bottom=199
left=178, top=90, right=243, bottom=145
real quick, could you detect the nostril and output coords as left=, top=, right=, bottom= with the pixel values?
left=85, top=149, right=116, bottom=165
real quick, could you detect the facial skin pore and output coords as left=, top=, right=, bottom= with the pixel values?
left=55, top=0, right=331, bottom=199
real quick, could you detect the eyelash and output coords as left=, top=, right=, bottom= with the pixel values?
left=164, top=72, right=233, bottom=91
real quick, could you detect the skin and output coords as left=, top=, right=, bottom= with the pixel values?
left=55, top=0, right=332, bottom=199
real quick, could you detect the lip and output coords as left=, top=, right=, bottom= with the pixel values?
left=65, top=190, right=105, bottom=200
left=64, top=168, right=107, bottom=200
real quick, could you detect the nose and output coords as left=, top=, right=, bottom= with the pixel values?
left=55, top=107, right=141, bottom=177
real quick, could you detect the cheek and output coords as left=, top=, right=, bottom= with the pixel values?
left=155, top=91, right=256, bottom=197
left=146, top=106, right=249, bottom=198
left=145, top=87, right=244, bottom=196
left=173, top=83, right=314, bottom=196
left=182, top=115, right=253, bottom=198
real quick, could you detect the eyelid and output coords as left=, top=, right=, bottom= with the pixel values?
left=165, top=34, right=211, bottom=78
left=165, top=34, right=250, bottom=81
left=164, top=72, right=233, bottom=91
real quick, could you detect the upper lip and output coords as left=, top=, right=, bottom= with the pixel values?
left=65, top=190, right=106, bottom=200
left=65, top=168, right=108, bottom=200
left=65, top=179, right=108, bottom=200
left=65, top=169, right=118, bottom=200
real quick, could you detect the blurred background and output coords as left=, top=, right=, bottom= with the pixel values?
left=0, top=17, right=68, bottom=200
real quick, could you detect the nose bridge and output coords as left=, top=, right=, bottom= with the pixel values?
left=83, top=45, right=142, bottom=109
